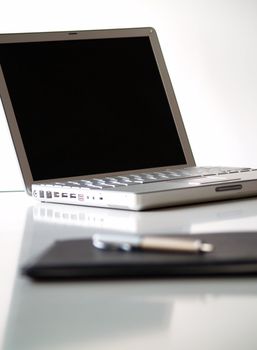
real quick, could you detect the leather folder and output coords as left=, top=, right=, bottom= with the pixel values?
left=22, top=232, right=257, bottom=280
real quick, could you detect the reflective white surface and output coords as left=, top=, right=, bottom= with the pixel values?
left=1, top=192, right=257, bottom=349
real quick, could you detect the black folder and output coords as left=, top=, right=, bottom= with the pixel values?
left=23, top=232, right=257, bottom=280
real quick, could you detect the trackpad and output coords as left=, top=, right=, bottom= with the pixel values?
left=188, top=176, right=241, bottom=185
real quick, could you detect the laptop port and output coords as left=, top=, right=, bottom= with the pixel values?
left=62, top=193, right=68, bottom=198
left=39, top=190, right=45, bottom=198
left=46, top=191, right=52, bottom=198
left=70, top=193, right=76, bottom=199
left=54, top=192, right=60, bottom=197
left=78, top=194, right=84, bottom=201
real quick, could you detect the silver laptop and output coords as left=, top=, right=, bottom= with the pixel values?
left=1, top=27, right=257, bottom=210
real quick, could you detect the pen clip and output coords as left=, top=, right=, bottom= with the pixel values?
left=92, top=233, right=138, bottom=251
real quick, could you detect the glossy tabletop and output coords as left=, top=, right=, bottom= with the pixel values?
left=1, top=191, right=257, bottom=350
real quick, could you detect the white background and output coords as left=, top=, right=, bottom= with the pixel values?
left=1, top=0, right=257, bottom=191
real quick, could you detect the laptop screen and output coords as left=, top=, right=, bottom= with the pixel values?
left=0, top=36, right=186, bottom=181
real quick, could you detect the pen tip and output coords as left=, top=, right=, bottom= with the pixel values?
left=200, top=243, right=214, bottom=253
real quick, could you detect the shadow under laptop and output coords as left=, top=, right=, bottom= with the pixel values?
left=3, top=199, right=257, bottom=350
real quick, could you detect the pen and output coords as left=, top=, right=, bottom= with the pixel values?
left=92, top=233, right=214, bottom=254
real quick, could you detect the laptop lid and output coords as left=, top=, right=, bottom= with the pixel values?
left=0, top=27, right=195, bottom=194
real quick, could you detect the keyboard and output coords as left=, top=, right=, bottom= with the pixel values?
left=52, top=167, right=254, bottom=190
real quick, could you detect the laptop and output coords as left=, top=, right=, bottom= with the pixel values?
left=1, top=27, right=257, bottom=210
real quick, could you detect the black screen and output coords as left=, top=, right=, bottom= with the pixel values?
left=0, top=36, right=186, bottom=180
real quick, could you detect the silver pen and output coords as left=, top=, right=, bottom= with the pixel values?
left=92, top=233, right=214, bottom=254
